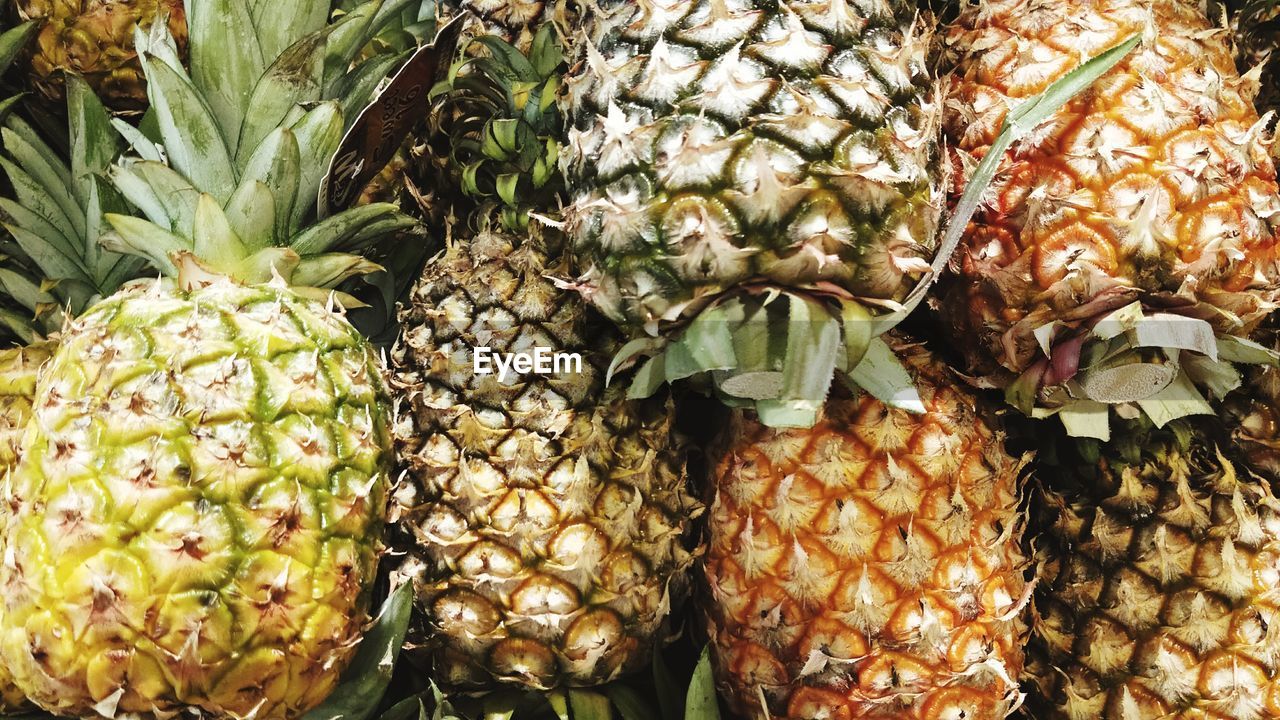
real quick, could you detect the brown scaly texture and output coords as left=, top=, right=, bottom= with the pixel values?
left=434, top=0, right=564, bottom=53
left=939, top=0, right=1280, bottom=390
left=1229, top=0, right=1280, bottom=122
left=561, top=0, right=943, bottom=333
left=0, top=341, right=51, bottom=713
left=1026, top=419, right=1280, bottom=719
left=15, top=0, right=187, bottom=112
left=702, top=339, right=1030, bottom=720
left=1223, top=316, right=1280, bottom=483
left=0, top=281, right=392, bottom=720
left=389, top=227, right=698, bottom=690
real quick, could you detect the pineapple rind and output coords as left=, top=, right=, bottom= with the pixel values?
left=0, top=281, right=392, bottom=720
left=0, top=342, right=53, bottom=713
left=389, top=228, right=698, bottom=691
left=1027, top=419, right=1280, bottom=719
left=703, top=339, right=1030, bottom=720
left=17, top=0, right=187, bottom=111
left=562, top=0, right=943, bottom=331
left=940, top=0, right=1280, bottom=391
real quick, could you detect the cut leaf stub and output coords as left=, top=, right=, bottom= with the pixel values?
left=1017, top=303, right=1280, bottom=438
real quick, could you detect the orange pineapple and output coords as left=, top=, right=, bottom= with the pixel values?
left=702, top=338, right=1030, bottom=720
left=939, top=0, right=1280, bottom=425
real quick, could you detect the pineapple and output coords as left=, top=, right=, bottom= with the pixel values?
left=1025, top=418, right=1280, bottom=720
left=389, top=28, right=698, bottom=691
left=0, top=72, right=150, bottom=713
left=0, top=341, right=50, bottom=712
left=386, top=0, right=572, bottom=218
left=937, top=0, right=1280, bottom=430
left=1229, top=0, right=1280, bottom=120
left=559, top=0, right=945, bottom=424
left=435, top=0, right=567, bottom=52
left=1221, top=313, right=1280, bottom=481
left=15, top=0, right=186, bottom=112
left=0, top=0, right=420, bottom=715
left=703, top=338, right=1030, bottom=720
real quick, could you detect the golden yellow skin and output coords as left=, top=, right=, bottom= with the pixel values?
left=702, top=340, right=1030, bottom=720
left=16, top=0, right=187, bottom=112
left=939, top=0, right=1280, bottom=387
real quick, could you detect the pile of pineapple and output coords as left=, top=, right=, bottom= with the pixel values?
left=0, top=0, right=1278, bottom=720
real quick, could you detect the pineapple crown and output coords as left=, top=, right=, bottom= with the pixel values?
left=429, top=24, right=564, bottom=233
left=0, top=77, right=149, bottom=344
left=0, top=1, right=150, bottom=346
left=99, top=0, right=423, bottom=297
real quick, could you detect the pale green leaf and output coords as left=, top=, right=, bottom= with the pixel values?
left=684, top=649, right=720, bottom=720
left=1129, top=313, right=1218, bottom=360
left=193, top=194, right=248, bottom=268
left=250, top=0, right=329, bottom=63
left=776, top=295, right=840, bottom=421
left=111, top=118, right=164, bottom=161
left=290, top=102, right=344, bottom=230
left=141, top=53, right=236, bottom=203
left=1057, top=400, right=1111, bottom=441
left=289, top=203, right=405, bottom=255
left=0, top=21, right=37, bottom=74
left=754, top=400, right=820, bottom=428
left=606, top=336, right=665, bottom=386
left=186, top=0, right=263, bottom=151
left=332, top=52, right=409, bottom=128
left=334, top=216, right=420, bottom=252
left=0, top=197, right=83, bottom=278
left=626, top=355, right=667, bottom=400
left=1, top=125, right=83, bottom=242
left=235, top=128, right=302, bottom=246
left=0, top=267, right=53, bottom=311
left=233, top=247, right=300, bottom=285
left=1218, top=335, right=1280, bottom=366
left=1091, top=302, right=1144, bottom=340
left=134, top=19, right=182, bottom=74
left=108, top=160, right=199, bottom=234
left=847, top=338, right=925, bottom=413
left=291, top=254, right=382, bottom=289
left=66, top=75, right=120, bottom=209
left=568, top=691, right=612, bottom=720
left=840, top=300, right=872, bottom=371
left=103, top=214, right=187, bottom=276
left=235, top=31, right=326, bottom=167
left=1181, top=353, right=1242, bottom=400
left=224, top=180, right=278, bottom=250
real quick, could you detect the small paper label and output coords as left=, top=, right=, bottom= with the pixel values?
left=318, top=16, right=465, bottom=217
